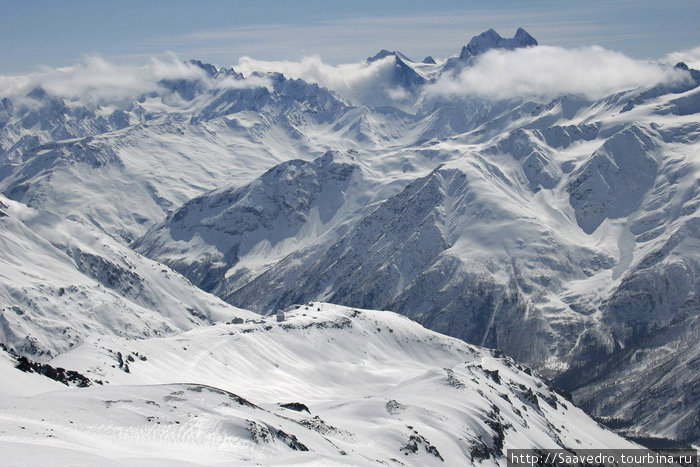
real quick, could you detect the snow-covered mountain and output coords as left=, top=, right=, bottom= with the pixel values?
left=134, top=68, right=700, bottom=444
left=1, top=27, right=699, bottom=449
left=0, top=63, right=350, bottom=243
left=1, top=304, right=637, bottom=465
left=443, top=27, right=538, bottom=70
left=0, top=194, right=255, bottom=357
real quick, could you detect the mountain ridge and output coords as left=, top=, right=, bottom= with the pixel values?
left=1, top=28, right=699, bottom=448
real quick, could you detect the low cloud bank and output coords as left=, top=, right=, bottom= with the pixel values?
left=427, top=45, right=691, bottom=101
left=236, top=55, right=398, bottom=103
left=0, top=45, right=694, bottom=106
left=236, top=45, right=692, bottom=103
left=0, top=54, right=266, bottom=106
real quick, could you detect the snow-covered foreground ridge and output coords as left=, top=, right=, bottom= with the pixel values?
left=1, top=304, right=636, bottom=466
left=0, top=27, right=699, bottom=447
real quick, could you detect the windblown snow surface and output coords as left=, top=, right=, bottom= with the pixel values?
left=2, top=305, right=636, bottom=465
left=1, top=28, right=699, bottom=457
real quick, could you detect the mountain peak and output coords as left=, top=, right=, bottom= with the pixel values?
left=514, top=27, right=537, bottom=45
left=459, top=27, right=537, bottom=60
left=367, top=49, right=413, bottom=63
left=187, top=59, right=219, bottom=78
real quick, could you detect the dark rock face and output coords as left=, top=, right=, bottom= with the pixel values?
left=400, top=430, right=444, bottom=461
left=12, top=351, right=94, bottom=388
left=3, top=342, right=94, bottom=387
left=459, top=28, right=538, bottom=60
left=245, top=420, right=309, bottom=451
left=279, top=402, right=310, bottom=413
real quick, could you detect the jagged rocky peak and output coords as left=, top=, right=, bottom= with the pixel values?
left=361, top=49, right=425, bottom=94
left=514, top=27, right=538, bottom=45
left=422, top=56, right=436, bottom=64
left=186, top=59, right=241, bottom=79
left=186, top=59, right=219, bottom=77
left=159, top=60, right=246, bottom=100
left=459, top=27, right=537, bottom=60
left=26, top=86, right=50, bottom=100
left=367, top=49, right=413, bottom=63
left=674, top=61, right=700, bottom=81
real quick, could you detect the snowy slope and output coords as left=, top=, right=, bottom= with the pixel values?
left=0, top=195, right=256, bottom=357
left=136, top=80, right=700, bottom=444
left=0, top=68, right=352, bottom=243
left=134, top=150, right=368, bottom=295
left=1, top=305, right=637, bottom=465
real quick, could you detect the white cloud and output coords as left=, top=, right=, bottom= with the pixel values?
left=1, top=44, right=695, bottom=108
left=0, top=74, right=31, bottom=99
left=0, top=53, right=266, bottom=105
left=38, top=56, right=184, bottom=104
left=663, top=46, right=700, bottom=70
left=426, top=45, right=691, bottom=101
left=235, top=55, right=398, bottom=103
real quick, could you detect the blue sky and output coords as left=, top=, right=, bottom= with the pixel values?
left=1, top=0, right=699, bottom=73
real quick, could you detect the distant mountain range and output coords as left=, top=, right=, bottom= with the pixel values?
left=1, top=28, right=698, bottom=457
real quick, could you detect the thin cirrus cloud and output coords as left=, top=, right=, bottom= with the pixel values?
left=156, top=1, right=699, bottom=67
left=170, top=17, right=612, bottom=65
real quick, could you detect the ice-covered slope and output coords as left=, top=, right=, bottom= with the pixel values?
left=1, top=305, right=636, bottom=465
left=0, top=195, right=255, bottom=357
